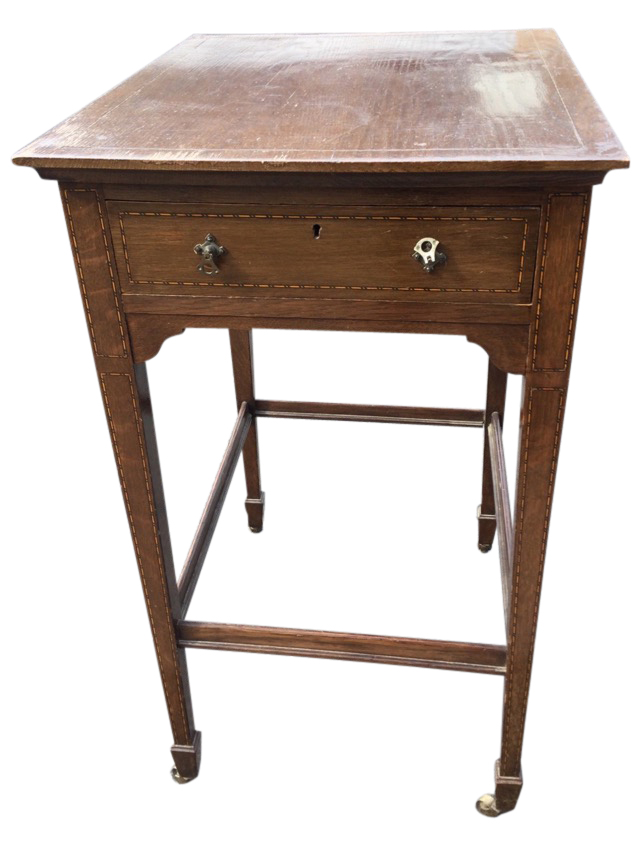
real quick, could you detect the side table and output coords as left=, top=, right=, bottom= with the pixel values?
left=13, top=30, right=629, bottom=815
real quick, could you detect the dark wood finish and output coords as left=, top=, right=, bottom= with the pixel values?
left=107, top=201, right=540, bottom=303
left=531, top=193, right=590, bottom=371
left=229, top=331, right=265, bottom=532
left=60, top=185, right=201, bottom=777
left=178, top=402, right=252, bottom=617
left=36, top=166, right=610, bottom=188
left=13, top=31, right=628, bottom=175
left=101, top=183, right=554, bottom=205
left=177, top=621, right=507, bottom=675
left=255, top=400, right=484, bottom=428
left=478, top=362, right=508, bottom=551
left=60, top=187, right=129, bottom=359
left=125, top=313, right=530, bottom=375
left=15, top=32, right=628, bottom=811
left=500, top=384, right=568, bottom=770
left=489, top=191, right=588, bottom=816
left=123, top=296, right=532, bottom=323
left=488, top=413, right=514, bottom=630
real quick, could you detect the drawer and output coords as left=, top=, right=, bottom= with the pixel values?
left=108, top=203, right=541, bottom=303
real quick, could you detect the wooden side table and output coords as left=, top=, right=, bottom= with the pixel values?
left=14, top=30, right=628, bottom=816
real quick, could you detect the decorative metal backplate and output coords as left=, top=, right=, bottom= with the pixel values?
left=194, top=233, right=226, bottom=274
left=412, top=237, right=447, bottom=272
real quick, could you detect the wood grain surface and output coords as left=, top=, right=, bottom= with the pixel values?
left=13, top=30, right=628, bottom=174
left=108, top=202, right=541, bottom=302
left=14, top=30, right=628, bottom=807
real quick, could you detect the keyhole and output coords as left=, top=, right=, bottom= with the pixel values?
left=312, top=223, right=322, bottom=239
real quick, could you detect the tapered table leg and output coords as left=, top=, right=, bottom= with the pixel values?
left=477, top=190, right=590, bottom=816
left=62, top=186, right=201, bottom=780
left=229, top=329, right=265, bottom=532
left=477, top=379, right=566, bottom=816
left=478, top=360, right=508, bottom=552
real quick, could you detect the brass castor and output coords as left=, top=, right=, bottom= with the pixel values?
left=476, top=761, right=522, bottom=816
left=478, top=543, right=492, bottom=553
left=249, top=525, right=262, bottom=534
left=476, top=794, right=501, bottom=817
left=170, top=766, right=194, bottom=785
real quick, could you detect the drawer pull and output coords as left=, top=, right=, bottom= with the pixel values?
left=412, top=237, right=447, bottom=273
left=194, top=233, right=226, bottom=275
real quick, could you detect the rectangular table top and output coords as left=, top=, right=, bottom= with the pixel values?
left=13, top=30, right=628, bottom=175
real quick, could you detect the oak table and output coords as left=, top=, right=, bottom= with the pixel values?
left=14, top=31, right=628, bottom=816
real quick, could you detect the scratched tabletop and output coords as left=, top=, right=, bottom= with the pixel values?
left=13, top=31, right=628, bottom=173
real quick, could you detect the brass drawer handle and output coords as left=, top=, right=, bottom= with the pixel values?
left=412, top=237, right=447, bottom=273
left=194, top=233, right=226, bottom=274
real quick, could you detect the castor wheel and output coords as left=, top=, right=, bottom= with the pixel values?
left=476, top=794, right=501, bottom=817
left=249, top=524, right=262, bottom=534
left=478, top=543, right=492, bottom=553
left=476, top=761, right=522, bottom=816
left=170, top=766, right=194, bottom=785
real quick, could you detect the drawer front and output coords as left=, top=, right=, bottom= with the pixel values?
left=108, top=203, right=541, bottom=303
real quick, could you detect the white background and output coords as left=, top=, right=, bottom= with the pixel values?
left=2, top=2, right=638, bottom=850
